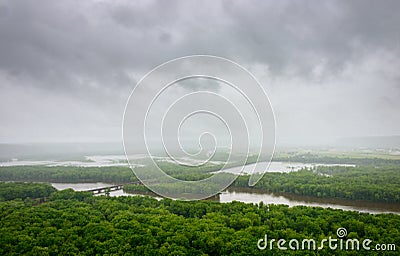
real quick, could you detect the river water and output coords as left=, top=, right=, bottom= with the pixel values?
left=213, top=161, right=355, bottom=174
left=51, top=181, right=400, bottom=215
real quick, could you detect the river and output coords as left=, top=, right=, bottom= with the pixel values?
left=213, top=161, right=355, bottom=174
left=51, top=181, right=400, bottom=215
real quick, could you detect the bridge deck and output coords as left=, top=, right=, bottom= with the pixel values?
left=85, top=181, right=142, bottom=194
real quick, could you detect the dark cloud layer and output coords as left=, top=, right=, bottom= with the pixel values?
left=0, top=0, right=399, bottom=145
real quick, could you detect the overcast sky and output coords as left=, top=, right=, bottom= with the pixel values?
left=0, top=0, right=399, bottom=147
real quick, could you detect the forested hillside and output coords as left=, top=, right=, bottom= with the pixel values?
left=0, top=189, right=399, bottom=255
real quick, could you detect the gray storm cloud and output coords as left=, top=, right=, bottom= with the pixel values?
left=0, top=0, right=399, bottom=146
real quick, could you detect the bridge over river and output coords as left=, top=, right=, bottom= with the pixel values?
left=84, top=181, right=143, bottom=195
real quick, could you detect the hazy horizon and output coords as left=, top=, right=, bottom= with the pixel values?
left=0, top=134, right=399, bottom=162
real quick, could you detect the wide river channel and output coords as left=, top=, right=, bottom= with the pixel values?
left=50, top=161, right=400, bottom=215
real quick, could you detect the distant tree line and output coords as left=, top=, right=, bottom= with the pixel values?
left=233, top=165, right=400, bottom=203
left=274, top=153, right=400, bottom=166
left=0, top=182, right=56, bottom=201
left=0, top=166, right=137, bottom=183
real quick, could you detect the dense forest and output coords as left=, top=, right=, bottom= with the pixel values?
left=0, top=182, right=56, bottom=201
left=0, top=166, right=137, bottom=183
left=0, top=188, right=398, bottom=255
